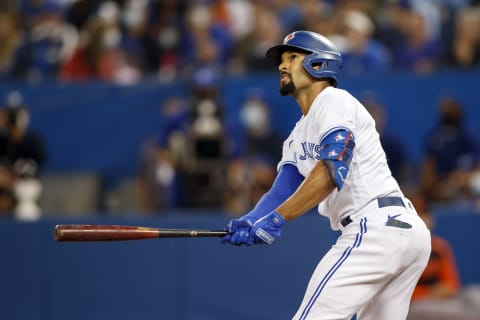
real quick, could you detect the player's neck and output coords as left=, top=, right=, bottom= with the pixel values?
left=295, top=81, right=330, bottom=115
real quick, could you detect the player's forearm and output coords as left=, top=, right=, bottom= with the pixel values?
left=276, top=161, right=335, bottom=221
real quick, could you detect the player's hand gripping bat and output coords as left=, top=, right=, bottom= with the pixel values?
left=54, top=224, right=228, bottom=242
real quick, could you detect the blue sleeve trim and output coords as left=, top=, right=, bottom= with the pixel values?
left=277, top=160, right=297, bottom=170
left=245, top=164, right=304, bottom=221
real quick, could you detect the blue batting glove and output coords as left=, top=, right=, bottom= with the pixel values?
left=250, top=211, right=286, bottom=245
left=221, top=215, right=256, bottom=246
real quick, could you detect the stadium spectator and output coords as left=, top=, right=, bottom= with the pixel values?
left=117, top=0, right=151, bottom=76
left=237, top=89, right=283, bottom=165
left=60, top=2, right=141, bottom=84
left=338, top=10, right=392, bottom=76
left=0, top=11, right=23, bottom=81
left=411, top=195, right=461, bottom=302
left=407, top=194, right=480, bottom=320
left=136, top=96, right=188, bottom=212
left=375, top=0, right=410, bottom=56
left=145, top=0, right=185, bottom=81
left=179, top=2, right=233, bottom=78
left=229, top=2, right=283, bottom=73
left=447, top=5, right=480, bottom=68
left=0, top=91, right=47, bottom=176
left=10, top=0, right=78, bottom=81
left=293, top=0, right=341, bottom=39
left=0, top=160, right=16, bottom=216
left=362, top=92, right=411, bottom=189
left=419, top=95, right=479, bottom=203
left=63, top=0, right=103, bottom=31
left=224, top=89, right=283, bottom=215
left=0, top=91, right=46, bottom=219
left=392, top=7, right=442, bottom=74
left=138, top=66, right=233, bottom=210
left=178, top=66, right=232, bottom=208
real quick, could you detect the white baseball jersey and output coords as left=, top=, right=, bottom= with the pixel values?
left=278, top=86, right=403, bottom=230
left=279, top=86, right=431, bottom=320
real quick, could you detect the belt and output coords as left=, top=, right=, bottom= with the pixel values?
left=340, top=196, right=405, bottom=227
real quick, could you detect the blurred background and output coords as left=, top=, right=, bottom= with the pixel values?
left=0, top=0, right=479, bottom=319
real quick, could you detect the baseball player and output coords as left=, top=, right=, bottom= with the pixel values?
left=222, top=30, right=431, bottom=319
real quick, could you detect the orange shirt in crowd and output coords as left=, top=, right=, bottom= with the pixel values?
left=412, top=234, right=461, bottom=301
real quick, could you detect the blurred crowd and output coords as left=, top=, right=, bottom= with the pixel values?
left=0, top=0, right=478, bottom=209
left=1, top=0, right=480, bottom=84
left=0, top=0, right=479, bottom=218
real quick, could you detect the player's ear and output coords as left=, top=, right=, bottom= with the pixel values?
left=312, top=62, right=323, bottom=70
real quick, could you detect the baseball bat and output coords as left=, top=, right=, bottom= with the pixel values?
left=54, top=224, right=228, bottom=242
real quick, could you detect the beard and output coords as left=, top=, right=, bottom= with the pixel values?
left=279, top=80, right=296, bottom=96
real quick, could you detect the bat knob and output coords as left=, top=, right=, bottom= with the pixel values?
left=53, top=225, right=61, bottom=241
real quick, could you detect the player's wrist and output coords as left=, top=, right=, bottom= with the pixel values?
left=251, top=210, right=286, bottom=245
left=273, top=209, right=291, bottom=222
left=269, top=210, right=287, bottom=225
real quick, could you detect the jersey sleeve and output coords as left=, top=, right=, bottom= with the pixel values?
left=313, top=92, right=357, bottom=144
left=277, top=132, right=298, bottom=172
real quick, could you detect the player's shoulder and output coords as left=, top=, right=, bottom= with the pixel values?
left=323, top=86, right=355, bottom=99
left=313, top=86, right=358, bottom=113
left=316, top=86, right=356, bottom=104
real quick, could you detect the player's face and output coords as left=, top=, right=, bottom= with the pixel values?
left=278, top=51, right=311, bottom=96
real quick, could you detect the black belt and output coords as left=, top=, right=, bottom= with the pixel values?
left=340, top=196, right=405, bottom=227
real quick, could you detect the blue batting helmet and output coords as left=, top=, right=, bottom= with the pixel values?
left=266, top=31, right=343, bottom=87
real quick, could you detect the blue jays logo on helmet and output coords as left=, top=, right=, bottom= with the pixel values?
left=285, top=33, right=295, bottom=41
left=266, top=30, right=343, bottom=87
